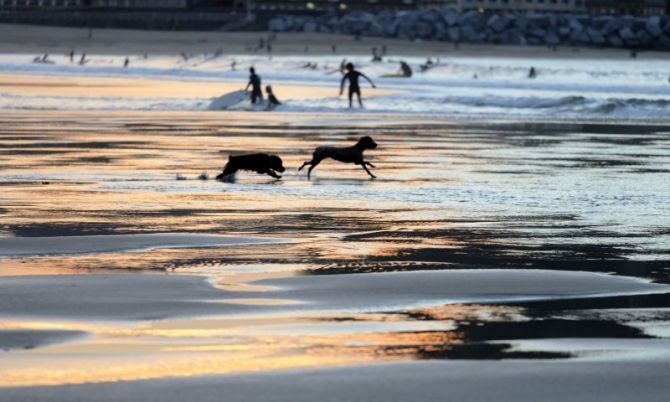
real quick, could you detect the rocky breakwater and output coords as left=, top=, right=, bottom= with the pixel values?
left=267, top=9, right=670, bottom=50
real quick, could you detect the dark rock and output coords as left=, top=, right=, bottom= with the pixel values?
left=587, top=27, right=606, bottom=45
left=607, top=33, right=623, bottom=47
left=415, top=21, right=435, bottom=39
left=646, top=16, right=663, bottom=38
left=441, top=9, right=459, bottom=26
left=545, top=31, right=560, bottom=45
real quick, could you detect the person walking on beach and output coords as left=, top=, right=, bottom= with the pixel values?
left=340, top=62, right=376, bottom=109
left=246, top=67, right=263, bottom=104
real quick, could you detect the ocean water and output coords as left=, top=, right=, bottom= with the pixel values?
left=1, top=53, right=670, bottom=120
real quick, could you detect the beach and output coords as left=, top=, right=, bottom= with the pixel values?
left=1, top=25, right=670, bottom=401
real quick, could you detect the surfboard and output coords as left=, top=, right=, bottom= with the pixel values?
left=209, top=90, right=249, bottom=110
left=381, top=73, right=410, bottom=78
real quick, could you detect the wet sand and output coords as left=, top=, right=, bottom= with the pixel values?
left=1, top=109, right=669, bottom=397
left=4, top=359, right=670, bottom=402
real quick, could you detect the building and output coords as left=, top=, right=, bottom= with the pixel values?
left=584, top=0, right=665, bottom=15
left=0, top=0, right=238, bottom=8
left=251, top=0, right=429, bottom=12
left=456, top=0, right=585, bottom=12
left=250, top=0, right=585, bottom=12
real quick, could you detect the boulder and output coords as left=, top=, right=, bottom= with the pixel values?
left=602, top=17, right=623, bottom=35
left=569, top=30, right=591, bottom=45
left=646, top=16, right=663, bottom=38
left=514, top=15, right=530, bottom=31
left=303, top=21, right=317, bottom=33
left=459, top=25, right=478, bottom=42
left=558, top=26, right=571, bottom=38
left=415, top=21, right=435, bottom=39
left=545, top=31, right=560, bottom=45
left=487, top=14, right=511, bottom=33
left=340, top=11, right=376, bottom=34
left=657, top=34, right=670, bottom=50
left=635, top=29, right=654, bottom=47
left=268, top=17, right=288, bottom=32
left=418, top=10, right=442, bottom=23
left=568, top=18, right=583, bottom=32
left=618, top=27, right=636, bottom=43
left=620, top=15, right=635, bottom=29
left=607, top=33, right=623, bottom=47
left=507, top=29, right=527, bottom=46
left=441, top=8, right=459, bottom=26
left=587, top=27, right=605, bottom=46
left=447, top=27, right=461, bottom=41
left=433, top=21, right=448, bottom=40
left=317, top=24, right=332, bottom=34
left=528, top=28, right=547, bottom=39
left=396, top=22, right=416, bottom=40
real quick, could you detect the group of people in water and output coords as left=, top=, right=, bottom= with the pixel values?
left=246, top=61, right=377, bottom=110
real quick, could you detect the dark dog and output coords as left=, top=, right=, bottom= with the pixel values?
left=298, top=136, right=378, bottom=179
left=216, top=153, right=285, bottom=180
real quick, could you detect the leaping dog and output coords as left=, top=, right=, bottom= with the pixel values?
left=299, top=136, right=378, bottom=179
left=216, top=153, right=285, bottom=180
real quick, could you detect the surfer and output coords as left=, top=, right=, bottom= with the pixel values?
left=265, top=85, right=281, bottom=111
left=371, top=47, right=382, bottom=62
left=340, top=63, right=376, bottom=109
left=528, top=67, right=537, bottom=79
left=124, top=57, right=130, bottom=68
left=400, top=61, right=413, bottom=78
left=246, top=67, right=263, bottom=104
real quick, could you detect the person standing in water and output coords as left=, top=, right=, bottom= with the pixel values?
left=265, top=85, right=281, bottom=110
left=246, top=67, right=263, bottom=104
left=340, top=62, right=376, bottom=109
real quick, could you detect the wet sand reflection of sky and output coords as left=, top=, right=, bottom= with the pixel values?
left=1, top=111, right=669, bottom=386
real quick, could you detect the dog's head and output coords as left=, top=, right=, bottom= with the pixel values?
left=358, top=136, right=378, bottom=150
left=270, top=155, right=285, bottom=172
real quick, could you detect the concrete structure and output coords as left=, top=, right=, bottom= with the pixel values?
left=456, top=0, right=585, bottom=12
left=584, top=0, right=665, bottom=15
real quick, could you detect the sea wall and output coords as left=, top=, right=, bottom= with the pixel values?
left=268, top=9, right=670, bottom=50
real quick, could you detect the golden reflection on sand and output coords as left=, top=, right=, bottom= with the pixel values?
left=0, top=110, right=476, bottom=387
left=0, top=310, right=467, bottom=387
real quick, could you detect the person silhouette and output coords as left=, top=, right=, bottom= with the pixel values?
left=246, top=67, right=263, bottom=104
left=400, top=61, right=413, bottom=77
left=340, top=62, right=376, bottom=108
left=265, top=85, right=281, bottom=110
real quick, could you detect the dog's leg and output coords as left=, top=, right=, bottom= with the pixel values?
left=307, top=160, right=322, bottom=179
left=216, top=168, right=236, bottom=180
left=364, top=161, right=376, bottom=168
left=266, top=170, right=282, bottom=179
left=361, top=162, right=376, bottom=179
left=298, top=161, right=311, bottom=171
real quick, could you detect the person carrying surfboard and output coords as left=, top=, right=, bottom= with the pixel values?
left=246, top=67, right=263, bottom=104
left=339, top=63, right=376, bottom=109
